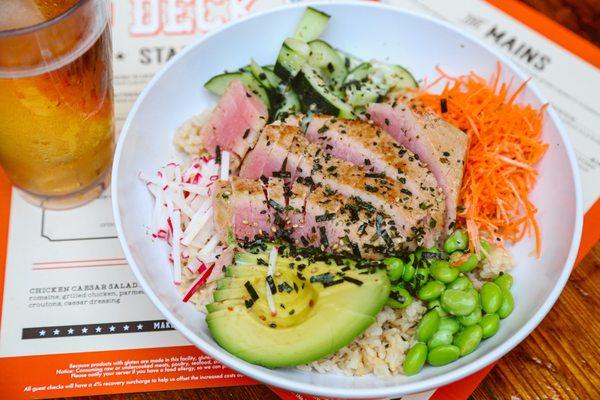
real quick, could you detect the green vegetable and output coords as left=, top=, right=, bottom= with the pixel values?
left=438, top=317, right=461, bottom=334
left=402, top=255, right=416, bottom=281
left=480, top=282, right=503, bottom=314
left=427, top=344, right=460, bottom=366
left=384, top=257, right=404, bottom=281
left=457, top=253, right=479, bottom=273
left=403, top=343, right=428, bottom=375
left=441, top=289, right=478, bottom=316
left=494, top=273, right=513, bottom=291
left=444, top=229, right=468, bottom=253
left=418, top=281, right=445, bottom=301
left=428, top=300, right=448, bottom=317
left=208, top=248, right=391, bottom=368
left=415, top=266, right=429, bottom=284
left=386, top=286, right=413, bottom=309
left=468, top=288, right=481, bottom=308
left=427, top=330, right=454, bottom=349
left=447, top=276, right=474, bottom=291
left=480, top=313, right=500, bottom=338
left=498, top=288, right=514, bottom=319
left=453, top=325, right=483, bottom=356
left=430, top=260, right=459, bottom=283
left=480, top=239, right=492, bottom=258
left=293, top=7, right=331, bottom=42
left=416, top=310, right=440, bottom=342
left=458, top=307, right=482, bottom=326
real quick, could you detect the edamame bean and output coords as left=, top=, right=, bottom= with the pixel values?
left=453, top=325, right=483, bottom=356
left=403, top=343, right=428, bottom=375
left=402, top=262, right=416, bottom=281
left=444, top=229, right=468, bottom=253
left=447, top=275, right=474, bottom=291
left=480, top=282, right=503, bottom=314
left=458, top=307, right=482, bottom=326
left=428, top=300, right=449, bottom=317
left=430, top=260, right=459, bottom=283
left=458, top=253, right=479, bottom=273
left=427, top=329, right=454, bottom=349
left=384, top=257, right=405, bottom=281
left=438, top=317, right=461, bottom=334
left=415, top=266, right=429, bottom=284
left=480, top=239, right=492, bottom=258
left=498, top=288, right=514, bottom=319
left=418, top=281, right=445, bottom=301
left=441, top=289, right=478, bottom=316
left=468, top=288, right=481, bottom=308
left=387, top=287, right=413, bottom=309
left=427, top=344, right=460, bottom=366
left=416, top=310, right=440, bottom=342
left=480, top=313, right=500, bottom=338
left=494, top=273, right=513, bottom=291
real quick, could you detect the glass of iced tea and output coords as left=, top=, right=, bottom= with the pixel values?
left=0, top=0, right=113, bottom=209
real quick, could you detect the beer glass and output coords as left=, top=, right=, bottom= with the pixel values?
left=0, top=0, right=114, bottom=209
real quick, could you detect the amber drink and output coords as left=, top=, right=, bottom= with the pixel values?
left=0, top=0, right=114, bottom=209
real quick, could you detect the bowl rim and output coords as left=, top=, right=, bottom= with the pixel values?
left=111, top=1, right=584, bottom=397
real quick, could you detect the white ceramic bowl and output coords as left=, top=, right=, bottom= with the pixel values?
left=112, top=2, right=583, bottom=398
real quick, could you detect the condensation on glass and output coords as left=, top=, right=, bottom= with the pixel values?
left=0, top=0, right=114, bottom=209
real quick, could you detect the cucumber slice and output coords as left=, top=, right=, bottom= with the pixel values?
left=307, top=40, right=348, bottom=89
left=274, top=38, right=311, bottom=83
left=345, top=82, right=384, bottom=107
left=204, top=72, right=270, bottom=108
left=387, top=64, right=419, bottom=91
left=293, top=65, right=354, bottom=118
left=293, top=7, right=330, bottom=42
left=249, top=59, right=281, bottom=89
left=343, top=61, right=418, bottom=107
left=274, top=87, right=301, bottom=121
left=345, top=62, right=372, bottom=84
left=336, top=50, right=363, bottom=71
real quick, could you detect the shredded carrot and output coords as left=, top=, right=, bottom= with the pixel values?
left=412, top=64, right=548, bottom=257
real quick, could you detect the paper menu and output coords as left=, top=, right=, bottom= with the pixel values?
left=0, top=0, right=598, bottom=398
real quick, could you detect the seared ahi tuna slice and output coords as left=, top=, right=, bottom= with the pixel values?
left=264, top=177, right=287, bottom=238
left=212, top=181, right=234, bottom=240
left=239, top=125, right=297, bottom=179
left=368, top=103, right=468, bottom=232
left=239, top=124, right=299, bottom=181
left=260, top=126, right=298, bottom=180
left=293, top=136, right=429, bottom=245
left=295, top=186, right=400, bottom=259
left=212, top=177, right=271, bottom=243
left=287, top=181, right=310, bottom=232
left=238, top=125, right=280, bottom=179
left=200, top=80, right=268, bottom=169
left=305, top=115, right=445, bottom=244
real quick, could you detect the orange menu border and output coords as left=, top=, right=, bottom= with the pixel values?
left=1, top=1, right=599, bottom=399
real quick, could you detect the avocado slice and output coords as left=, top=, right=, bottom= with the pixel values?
left=206, top=252, right=391, bottom=368
left=206, top=299, right=243, bottom=313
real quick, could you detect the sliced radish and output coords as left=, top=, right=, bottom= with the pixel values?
left=268, top=246, right=279, bottom=276
left=220, top=150, right=230, bottom=181
left=172, top=210, right=182, bottom=285
left=196, top=235, right=219, bottom=261
left=265, top=280, right=277, bottom=317
left=265, top=246, right=279, bottom=317
left=186, top=257, right=206, bottom=274
left=182, top=263, right=215, bottom=302
left=181, top=203, right=213, bottom=245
